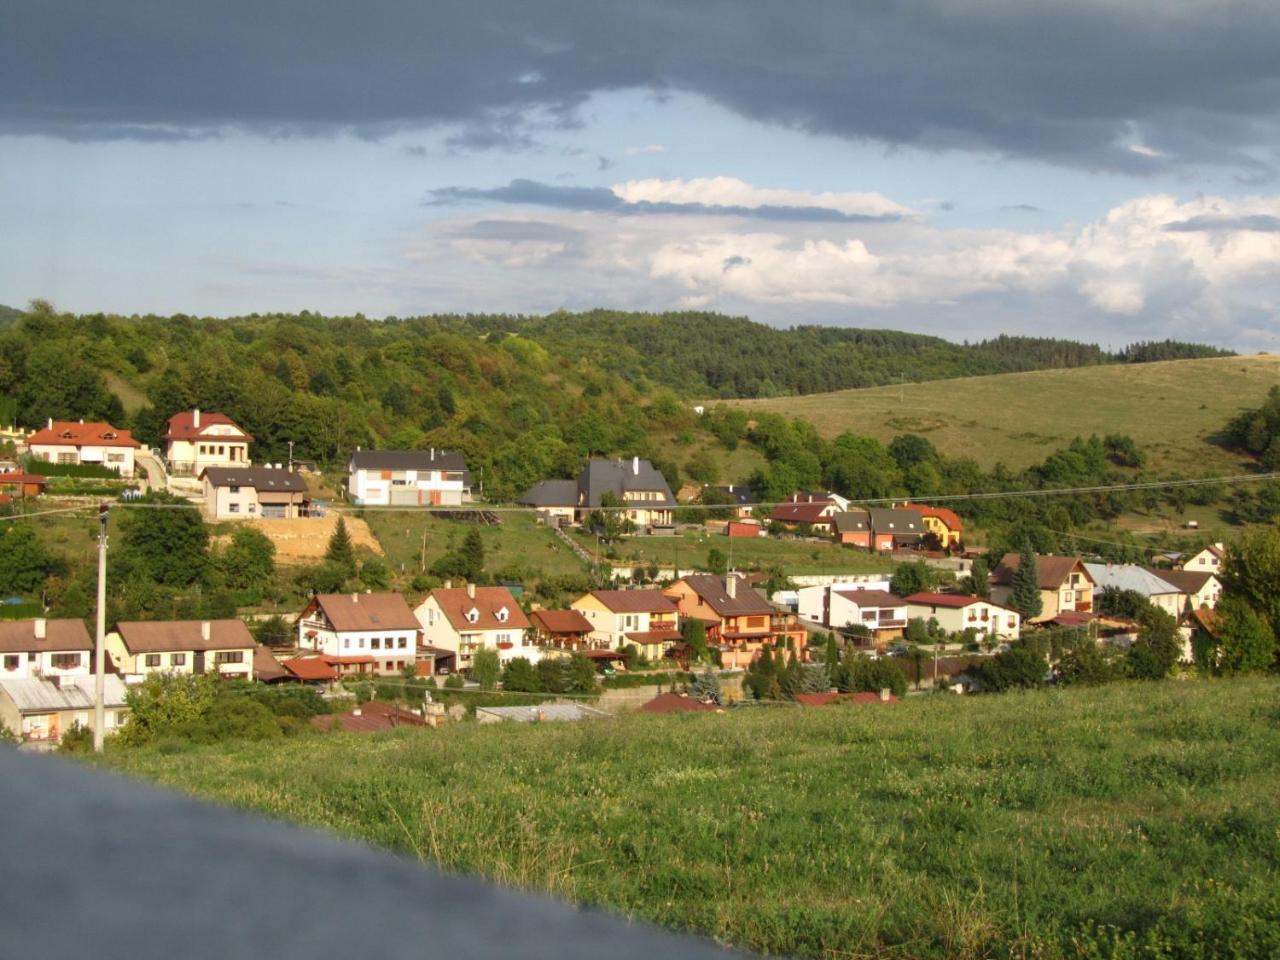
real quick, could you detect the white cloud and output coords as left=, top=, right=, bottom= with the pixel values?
left=623, top=144, right=666, bottom=155
left=611, top=176, right=913, bottom=218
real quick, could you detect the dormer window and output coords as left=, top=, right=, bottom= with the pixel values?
left=60, top=431, right=74, bottom=439
left=102, top=431, right=117, bottom=440
left=496, top=607, right=509, bottom=623
left=466, top=607, right=480, bottom=623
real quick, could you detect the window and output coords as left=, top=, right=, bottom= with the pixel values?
left=496, top=607, right=509, bottom=623
left=1063, top=591, right=1074, bottom=604
left=3, top=654, right=18, bottom=671
left=51, top=653, right=82, bottom=670
left=228, top=503, right=240, bottom=513
left=398, top=637, right=408, bottom=649
left=145, top=654, right=162, bottom=667
left=57, top=452, right=77, bottom=464
left=215, top=651, right=244, bottom=665
left=862, top=610, right=876, bottom=622
left=170, top=653, right=186, bottom=666
left=466, top=608, right=479, bottom=624
left=229, top=485, right=240, bottom=494
left=371, top=638, right=381, bottom=650
left=343, top=638, right=350, bottom=649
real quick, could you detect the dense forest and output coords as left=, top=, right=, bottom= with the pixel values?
left=0, top=301, right=1234, bottom=501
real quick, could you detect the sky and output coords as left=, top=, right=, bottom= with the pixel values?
left=3, top=1, right=1280, bottom=349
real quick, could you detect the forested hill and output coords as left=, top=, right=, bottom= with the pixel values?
left=444, top=310, right=1231, bottom=398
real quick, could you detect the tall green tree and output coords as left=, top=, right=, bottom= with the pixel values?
left=1210, top=596, right=1276, bottom=675
left=1008, top=546, right=1043, bottom=620
left=217, top=526, right=276, bottom=592
left=471, top=647, right=500, bottom=690
left=116, top=493, right=209, bottom=588
left=460, top=528, right=486, bottom=581
left=325, top=517, right=357, bottom=579
left=0, top=523, right=56, bottom=595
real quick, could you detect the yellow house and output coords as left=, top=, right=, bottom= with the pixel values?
left=106, top=620, right=256, bottom=682
left=570, top=589, right=681, bottom=655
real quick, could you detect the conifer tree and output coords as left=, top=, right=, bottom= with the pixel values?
left=325, top=517, right=357, bottom=579
left=691, top=666, right=721, bottom=703
left=1009, top=545, right=1043, bottom=620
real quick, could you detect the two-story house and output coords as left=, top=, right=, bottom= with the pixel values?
left=296, top=593, right=421, bottom=677
left=415, top=584, right=535, bottom=668
left=1179, top=543, right=1226, bottom=574
left=0, top=618, right=94, bottom=680
left=570, top=589, right=681, bottom=659
left=518, top=457, right=676, bottom=530
left=0, top=674, right=130, bottom=749
left=989, top=554, right=1095, bottom=623
left=201, top=465, right=308, bottom=519
left=769, top=495, right=839, bottom=534
left=106, top=620, right=257, bottom=682
left=663, top=574, right=779, bottom=667
left=899, top=504, right=964, bottom=548
left=165, top=409, right=253, bottom=476
left=348, top=449, right=472, bottom=507
left=1083, top=563, right=1186, bottom=618
left=904, top=593, right=1021, bottom=641
left=26, top=419, right=141, bottom=477
left=1151, top=568, right=1222, bottom=611
left=827, top=589, right=909, bottom=645
left=833, top=509, right=872, bottom=547
left=866, top=508, right=926, bottom=551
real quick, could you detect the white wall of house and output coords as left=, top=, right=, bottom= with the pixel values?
left=167, top=428, right=251, bottom=475
left=904, top=600, right=1021, bottom=640
left=827, top=594, right=908, bottom=634
left=796, top=581, right=892, bottom=624
left=29, top=442, right=136, bottom=477
left=413, top=597, right=537, bottom=667
left=350, top=468, right=465, bottom=507
left=296, top=622, right=417, bottom=668
left=0, top=648, right=91, bottom=680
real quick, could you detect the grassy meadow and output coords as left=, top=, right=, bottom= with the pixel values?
left=102, top=678, right=1280, bottom=959
left=725, top=355, right=1280, bottom=474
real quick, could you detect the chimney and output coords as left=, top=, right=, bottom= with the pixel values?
left=431, top=447, right=435, bottom=461
left=34, top=618, right=47, bottom=640
left=632, top=455, right=639, bottom=475
left=537, top=708, right=546, bottom=722
left=726, top=575, right=737, bottom=599
left=46, top=417, right=52, bottom=430
left=193, top=408, right=201, bottom=428
left=879, top=688, right=892, bottom=702
left=351, top=593, right=359, bottom=603
left=444, top=579, right=453, bottom=590
left=200, top=621, right=211, bottom=641
left=467, top=582, right=476, bottom=600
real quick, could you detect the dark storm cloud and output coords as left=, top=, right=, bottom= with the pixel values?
left=426, top=179, right=903, bottom=222
left=1163, top=213, right=1280, bottom=232
left=5, top=1, right=1280, bottom=174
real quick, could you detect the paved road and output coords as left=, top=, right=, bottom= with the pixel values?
left=133, top=447, right=169, bottom=494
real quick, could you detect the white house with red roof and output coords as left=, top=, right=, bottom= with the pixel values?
left=26, top=419, right=141, bottom=477
left=164, top=408, right=252, bottom=476
left=295, top=592, right=421, bottom=677
left=904, top=593, right=1021, bottom=641
left=827, top=589, right=909, bottom=644
left=415, top=584, right=536, bottom=669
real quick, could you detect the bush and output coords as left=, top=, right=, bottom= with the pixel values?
left=977, top=645, right=1048, bottom=693
left=173, top=696, right=283, bottom=744
left=24, top=459, right=124, bottom=478
left=58, top=721, right=94, bottom=754
left=443, top=673, right=464, bottom=689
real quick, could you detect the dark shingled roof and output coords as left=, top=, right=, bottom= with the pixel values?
left=866, top=507, right=924, bottom=534
left=202, top=466, right=306, bottom=492
left=675, top=574, right=773, bottom=617
left=991, top=553, right=1090, bottom=590
left=832, top=509, right=871, bottom=533
left=580, top=458, right=676, bottom=509
left=587, top=590, right=677, bottom=614
left=518, top=478, right=579, bottom=508
left=1149, top=568, right=1216, bottom=594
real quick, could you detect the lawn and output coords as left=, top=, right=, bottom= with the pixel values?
left=725, top=355, right=1280, bottom=474
left=568, top=526, right=898, bottom=576
left=362, top=508, right=587, bottom=582
left=101, top=678, right=1280, bottom=959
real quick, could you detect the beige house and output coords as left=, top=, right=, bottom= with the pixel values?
left=165, top=408, right=252, bottom=476
left=0, top=618, right=94, bottom=681
left=106, top=620, right=256, bottom=682
left=1180, top=543, right=1226, bottom=574
left=201, top=466, right=307, bottom=519
left=416, top=585, right=535, bottom=669
left=518, top=457, right=677, bottom=529
left=989, top=554, right=1095, bottom=624
left=0, top=675, right=130, bottom=750
left=904, top=593, right=1021, bottom=641
left=1152, top=569, right=1223, bottom=611
left=570, top=589, right=681, bottom=656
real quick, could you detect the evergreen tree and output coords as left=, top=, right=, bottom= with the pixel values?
left=691, top=666, right=721, bottom=703
left=460, top=528, right=485, bottom=581
left=823, top=632, right=840, bottom=667
left=324, top=517, right=357, bottom=579
left=1209, top=596, right=1276, bottom=676
left=1008, top=546, right=1043, bottom=620
left=681, top=618, right=709, bottom=663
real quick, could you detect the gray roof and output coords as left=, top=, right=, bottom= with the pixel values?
left=580, top=458, right=676, bottom=509
left=202, top=467, right=306, bottom=492
left=518, top=478, right=579, bottom=507
left=1083, top=563, right=1182, bottom=598
left=0, top=675, right=129, bottom=713
left=708, top=485, right=757, bottom=506
left=833, top=509, right=870, bottom=533
left=867, top=508, right=924, bottom=534
left=475, top=703, right=610, bottom=723
left=349, top=449, right=471, bottom=485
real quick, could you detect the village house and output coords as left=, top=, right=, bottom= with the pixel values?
left=0, top=618, right=94, bottom=681
left=989, top=554, right=1095, bottom=624
left=664, top=573, right=800, bottom=668
left=529, top=608, right=597, bottom=653
left=866, top=507, right=926, bottom=551
left=1151, top=568, right=1223, bottom=610
left=296, top=592, right=421, bottom=677
left=0, top=471, right=48, bottom=499
left=704, top=484, right=758, bottom=519
left=899, top=504, right=964, bottom=548
left=201, top=465, right=308, bottom=519
left=826, top=589, right=909, bottom=645
left=570, top=589, right=681, bottom=659
left=768, top=495, right=839, bottom=534
left=416, top=584, right=535, bottom=669
left=519, top=457, right=677, bottom=530
left=795, top=579, right=893, bottom=623
left=347, top=448, right=472, bottom=507
left=25, top=419, right=141, bottom=477
left=832, top=509, right=872, bottom=546
left=1083, top=563, right=1186, bottom=618
left=106, top=620, right=257, bottom=682
left=903, top=593, right=1021, bottom=641
left=165, top=409, right=252, bottom=476
left=1179, top=543, right=1226, bottom=574
left=0, top=674, right=130, bottom=749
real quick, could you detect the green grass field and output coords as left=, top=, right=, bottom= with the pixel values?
left=101, top=678, right=1280, bottom=959
left=361, top=509, right=587, bottom=581
left=725, top=355, right=1280, bottom=474
left=570, top=527, right=897, bottom=576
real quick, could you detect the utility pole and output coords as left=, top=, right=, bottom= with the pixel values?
left=93, top=502, right=108, bottom=754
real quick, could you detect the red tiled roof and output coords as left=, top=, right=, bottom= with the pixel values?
left=625, top=629, right=683, bottom=644
left=834, top=589, right=905, bottom=607
left=769, top=502, right=834, bottom=524
left=1050, top=611, right=1096, bottom=627
left=673, top=574, right=773, bottom=616
left=529, top=608, right=594, bottom=635
left=164, top=410, right=253, bottom=441
left=307, top=593, right=420, bottom=632
left=27, top=421, right=140, bottom=449
left=991, top=553, right=1089, bottom=590
left=311, top=700, right=426, bottom=733
left=639, top=692, right=719, bottom=714
left=113, top=619, right=254, bottom=653
left=0, top=472, right=48, bottom=487
left=282, top=657, right=338, bottom=680
left=904, top=592, right=984, bottom=609
left=427, top=587, right=531, bottom=631
left=0, top=619, right=92, bottom=653
left=903, top=504, right=964, bottom=532
left=586, top=589, right=677, bottom=614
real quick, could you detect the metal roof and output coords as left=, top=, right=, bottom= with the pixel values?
left=475, top=703, right=610, bottom=723
left=1083, top=563, right=1182, bottom=598
left=0, top=675, right=129, bottom=713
